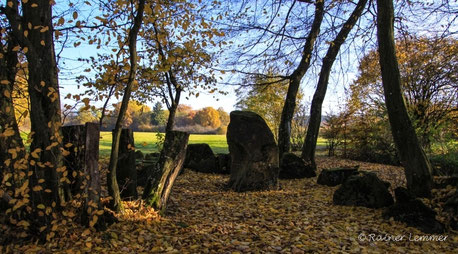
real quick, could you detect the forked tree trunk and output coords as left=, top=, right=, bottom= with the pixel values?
left=376, top=0, right=432, bottom=197
left=142, top=131, right=189, bottom=213
left=277, top=0, right=324, bottom=156
left=152, top=20, right=182, bottom=134
left=107, top=0, right=145, bottom=212
left=301, top=0, right=368, bottom=168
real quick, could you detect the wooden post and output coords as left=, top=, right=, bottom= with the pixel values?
left=142, top=131, right=189, bottom=212
left=115, top=128, right=138, bottom=199
left=63, top=123, right=107, bottom=228
left=80, top=123, right=106, bottom=228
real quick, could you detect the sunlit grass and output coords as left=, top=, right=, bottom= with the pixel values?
left=21, top=130, right=328, bottom=158
left=99, top=132, right=229, bottom=157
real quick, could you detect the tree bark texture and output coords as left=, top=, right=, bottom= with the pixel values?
left=376, top=0, right=432, bottom=197
left=165, top=100, right=178, bottom=133
left=62, top=125, right=86, bottom=199
left=277, top=0, right=324, bottom=157
left=301, top=0, right=368, bottom=168
left=4, top=0, right=66, bottom=215
left=107, top=0, right=145, bottom=212
left=0, top=34, right=26, bottom=210
left=142, top=131, right=189, bottom=213
left=116, top=129, right=137, bottom=199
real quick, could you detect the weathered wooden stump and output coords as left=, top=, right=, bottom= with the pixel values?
left=115, top=128, right=137, bottom=199
left=62, top=124, right=88, bottom=198
left=142, top=131, right=189, bottom=212
left=62, top=123, right=109, bottom=228
left=227, top=111, right=279, bottom=192
left=80, top=123, right=110, bottom=229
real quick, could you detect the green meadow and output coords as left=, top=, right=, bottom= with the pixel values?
left=99, top=132, right=230, bottom=157
left=99, top=132, right=327, bottom=157
left=20, top=131, right=327, bottom=157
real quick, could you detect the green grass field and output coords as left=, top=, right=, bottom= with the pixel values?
left=20, top=131, right=327, bottom=158
left=99, top=132, right=230, bottom=157
left=99, top=132, right=328, bottom=157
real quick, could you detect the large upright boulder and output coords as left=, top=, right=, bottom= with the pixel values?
left=279, top=153, right=316, bottom=179
left=333, top=171, right=394, bottom=208
left=184, top=143, right=217, bottom=173
left=383, top=187, right=445, bottom=233
left=227, top=111, right=279, bottom=191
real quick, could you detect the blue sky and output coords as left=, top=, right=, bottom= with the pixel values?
left=55, top=0, right=355, bottom=115
left=55, top=0, right=457, bottom=116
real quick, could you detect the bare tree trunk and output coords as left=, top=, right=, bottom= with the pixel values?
left=107, top=0, right=145, bottom=212
left=165, top=96, right=179, bottom=133
left=0, top=35, right=26, bottom=209
left=277, top=0, right=324, bottom=156
left=301, top=0, right=368, bottom=168
left=142, top=131, right=189, bottom=213
left=376, top=0, right=432, bottom=197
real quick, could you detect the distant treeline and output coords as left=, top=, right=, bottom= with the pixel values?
left=64, top=101, right=230, bottom=134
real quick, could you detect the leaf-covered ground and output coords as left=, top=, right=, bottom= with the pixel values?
left=2, top=157, right=457, bottom=253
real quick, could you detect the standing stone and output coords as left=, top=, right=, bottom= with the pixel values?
left=227, top=111, right=279, bottom=192
left=115, top=128, right=137, bottom=199
left=135, top=150, right=144, bottom=160
left=383, top=187, right=445, bottom=233
left=317, top=166, right=359, bottom=186
left=184, top=143, right=217, bottom=173
left=333, top=171, right=394, bottom=208
left=279, top=153, right=316, bottom=179
left=216, top=153, right=231, bottom=174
